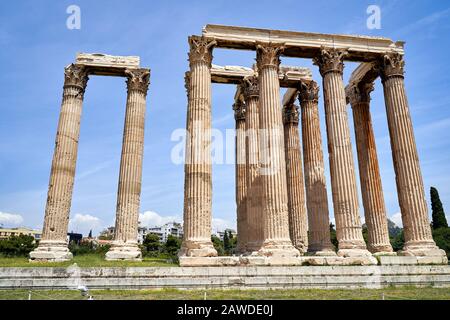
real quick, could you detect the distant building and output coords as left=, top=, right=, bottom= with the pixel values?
left=0, top=227, right=42, bottom=240
left=101, top=222, right=184, bottom=244
left=141, top=222, right=183, bottom=243
left=67, top=232, right=82, bottom=244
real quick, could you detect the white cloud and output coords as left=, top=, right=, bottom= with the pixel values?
left=69, top=213, right=103, bottom=236
left=212, top=217, right=235, bottom=233
left=139, top=211, right=181, bottom=228
left=0, top=211, right=24, bottom=227
left=389, top=212, right=403, bottom=228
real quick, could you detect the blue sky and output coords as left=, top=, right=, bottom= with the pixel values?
left=0, top=0, right=449, bottom=236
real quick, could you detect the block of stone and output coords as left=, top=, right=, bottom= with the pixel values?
left=378, top=256, right=418, bottom=265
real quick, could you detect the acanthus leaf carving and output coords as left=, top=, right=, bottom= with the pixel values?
left=63, top=64, right=89, bottom=93
left=233, top=101, right=246, bottom=121
left=125, top=68, right=151, bottom=95
left=378, top=52, right=405, bottom=81
left=348, top=82, right=374, bottom=106
left=313, top=47, right=348, bottom=76
left=283, top=103, right=300, bottom=125
left=242, top=75, right=259, bottom=100
left=298, top=80, right=319, bottom=103
left=188, top=36, right=217, bottom=68
left=256, top=42, right=285, bottom=70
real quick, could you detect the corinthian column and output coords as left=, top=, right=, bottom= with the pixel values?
left=298, top=81, right=335, bottom=255
left=242, top=76, right=264, bottom=252
left=348, top=82, right=393, bottom=254
left=234, top=100, right=248, bottom=253
left=256, top=43, right=299, bottom=257
left=283, top=103, right=308, bottom=253
left=106, top=68, right=150, bottom=261
left=313, top=48, right=371, bottom=257
left=379, top=53, right=446, bottom=259
left=179, top=36, right=217, bottom=257
left=30, top=64, right=88, bottom=262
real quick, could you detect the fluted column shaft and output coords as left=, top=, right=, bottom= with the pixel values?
left=313, top=48, right=368, bottom=255
left=349, top=83, right=393, bottom=253
left=30, top=64, right=88, bottom=261
left=256, top=43, right=299, bottom=256
left=234, top=101, right=248, bottom=252
left=42, top=66, right=87, bottom=242
left=243, top=76, right=264, bottom=252
left=299, top=81, right=335, bottom=254
left=180, top=36, right=217, bottom=257
left=283, top=103, right=308, bottom=253
left=379, top=53, right=443, bottom=256
left=113, top=69, right=150, bottom=245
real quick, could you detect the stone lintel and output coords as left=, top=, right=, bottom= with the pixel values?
left=282, top=88, right=299, bottom=107
left=345, top=62, right=379, bottom=103
left=202, top=24, right=405, bottom=62
left=75, top=53, right=141, bottom=77
left=211, top=64, right=312, bottom=87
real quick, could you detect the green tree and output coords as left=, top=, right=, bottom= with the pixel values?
left=0, top=235, right=36, bottom=257
left=431, top=187, right=448, bottom=229
left=432, top=227, right=450, bottom=259
left=143, top=233, right=161, bottom=252
left=88, top=230, right=93, bottom=238
left=211, top=235, right=224, bottom=256
left=390, top=230, right=405, bottom=252
left=223, top=231, right=230, bottom=254
left=329, top=223, right=338, bottom=250
left=163, top=234, right=181, bottom=256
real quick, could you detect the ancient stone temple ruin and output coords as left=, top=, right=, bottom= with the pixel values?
left=29, top=54, right=150, bottom=261
left=30, top=25, right=447, bottom=267
left=178, top=25, right=447, bottom=266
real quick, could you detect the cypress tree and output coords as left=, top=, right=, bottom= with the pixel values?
left=431, top=187, right=448, bottom=229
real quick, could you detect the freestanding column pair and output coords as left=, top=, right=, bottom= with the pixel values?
left=30, top=64, right=150, bottom=262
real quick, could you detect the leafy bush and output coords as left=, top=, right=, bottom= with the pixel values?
left=433, top=227, right=450, bottom=259
left=0, top=235, right=36, bottom=257
left=68, top=240, right=110, bottom=256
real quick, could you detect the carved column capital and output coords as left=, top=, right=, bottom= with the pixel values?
left=64, top=64, right=89, bottom=92
left=298, top=81, right=319, bottom=103
left=233, top=101, right=246, bottom=121
left=242, top=75, right=259, bottom=100
left=125, top=68, right=150, bottom=95
left=348, top=82, right=374, bottom=106
left=188, top=36, right=217, bottom=68
left=256, top=42, right=285, bottom=71
left=313, top=47, right=348, bottom=76
left=283, top=103, right=300, bottom=125
left=378, top=52, right=405, bottom=81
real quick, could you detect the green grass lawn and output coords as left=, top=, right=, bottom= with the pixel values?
left=0, top=254, right=177, bottom=268
left=0, top=287, right=448, bottom=300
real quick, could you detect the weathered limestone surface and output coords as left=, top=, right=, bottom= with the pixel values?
left=379, top=53, right=446, bottom=260
left=283, top=103, right=308, bottom=253
left=180, top=36, right=218, bottom=257
left=256, top=43, right=299, bottom=257
left=2, top=265, right=449, bottom=290
left=348, top=82, right=393, bottom=254
left=242, top=76, right=264, bottom=252
left=298, top=81, right=336, bottom=255
left=202, top=24, right=405, bottom=61
left=30, top=64, right=89, bottom=262
left=313, top=48, right=373, bottom=260
left=234, top=100, right=248, bottom=253
left=106, top=68, right=150, bottom=261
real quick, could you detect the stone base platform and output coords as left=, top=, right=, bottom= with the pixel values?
left=1, top=265, right=449, bottom=290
